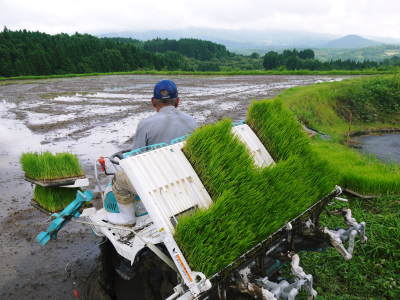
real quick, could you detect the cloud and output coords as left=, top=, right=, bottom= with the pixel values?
left=1, top=0, right=399, bottom=38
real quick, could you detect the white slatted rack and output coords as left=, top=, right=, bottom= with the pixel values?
left=232, top=124, right=275, bottom=168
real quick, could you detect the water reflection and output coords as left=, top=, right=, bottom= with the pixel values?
left=359, top=134, right=400, bottom=164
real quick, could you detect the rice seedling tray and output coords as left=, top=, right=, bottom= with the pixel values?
left=198, top=187, right=341, bottom=297
left=24, top=175, right=86, bottom=187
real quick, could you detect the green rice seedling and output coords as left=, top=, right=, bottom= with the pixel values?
left=176, top=101, right=337, bottom=276
left=20, top=152, right=84, bottom=180
left=247, top=99, right=311, bottom=161
left=34, top=186, right=79, bottom=212
left=311, top=139, right=400, bottom=195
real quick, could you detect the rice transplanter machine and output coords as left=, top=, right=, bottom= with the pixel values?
left=36, top=123, right=367, bottom=300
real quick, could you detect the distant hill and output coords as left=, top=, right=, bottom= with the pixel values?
left=324, top=35, right=382, bottom=49
left=100, top=30, right=400, bottom=54
left=98, top=28, right=336, bottom=51
left=315, top=44, right=400, bottom=62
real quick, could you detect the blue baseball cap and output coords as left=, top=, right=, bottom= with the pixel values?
left=153, top=80, right=178, bottom=101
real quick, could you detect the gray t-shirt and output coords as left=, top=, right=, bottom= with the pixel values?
left=133, top=106, right=197, bottom=149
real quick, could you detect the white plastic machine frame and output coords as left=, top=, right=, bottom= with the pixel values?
left=86, top=124, right=274, bottom=298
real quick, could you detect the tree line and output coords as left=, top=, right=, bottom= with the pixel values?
left=142, top=38, right=233, bottom=60
left=0, top=28, right=239, bottom=76
left=1, top=28, right=398, bottom=77
left=263, top=49, right=400, bottom=70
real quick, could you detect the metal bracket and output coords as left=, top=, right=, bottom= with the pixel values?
left=255, top=253, right=317, bottom=300
left=235, top=254, right=316, bottom=300
left=323, top=208, right=367, bottom=260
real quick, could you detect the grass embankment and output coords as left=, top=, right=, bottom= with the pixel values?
left=277, top=75, right=400, bottom=196
left=175, top=101, right=337, bottom=276
left=20, top=152, right=83, bottom=212
left=0, top=69, right=394, bottom=82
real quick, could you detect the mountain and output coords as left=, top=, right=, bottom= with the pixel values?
left=98, top=28, right=336, bottom=51
left=323, top=35, right=382, bottom=49
left=367, top=36, right=400, bottom=45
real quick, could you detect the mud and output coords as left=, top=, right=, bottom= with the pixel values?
left=0, top=74, right=350, bottom=299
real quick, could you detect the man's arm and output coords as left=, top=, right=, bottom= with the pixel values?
left=132, top=120, right=147, bottom=149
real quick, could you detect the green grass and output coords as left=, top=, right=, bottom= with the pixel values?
left=0, top=69, right=394, bottom=82
left=34, top=186, right=79, bottom=212
left=175, top=101, right=337, bottom=276
left=20, top=152, right=84, bottom=180
left=295, top=195, right=400, bottom=299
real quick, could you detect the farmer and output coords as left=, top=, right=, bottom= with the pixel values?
left=111, top=79, right=197, bottom=225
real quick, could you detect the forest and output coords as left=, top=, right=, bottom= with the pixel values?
left=0, top=28, right=399, bottom=77
left=0, top=28, right=260, bottom=76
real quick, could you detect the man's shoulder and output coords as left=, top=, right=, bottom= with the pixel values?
left=176, top=110, right=196, bottom=122
left=138, top=108, right=197, bottom=129
left=138, top=113, right=159, bottom=126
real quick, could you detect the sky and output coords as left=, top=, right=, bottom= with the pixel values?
left=1, top=0, right=399, bottom=38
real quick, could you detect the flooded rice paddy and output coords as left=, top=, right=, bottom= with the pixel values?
left=0, top=74, right=349, bottom=299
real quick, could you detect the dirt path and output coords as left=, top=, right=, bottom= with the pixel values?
left=0, top=74, right=350, bottom=299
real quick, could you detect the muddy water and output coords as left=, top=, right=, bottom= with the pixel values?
left=358, top=134, right=400, bottom=164
left=0, top=74, right=348, bottom=299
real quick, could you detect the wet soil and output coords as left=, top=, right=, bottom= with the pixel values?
left=0, top=74, right=350, bottom=299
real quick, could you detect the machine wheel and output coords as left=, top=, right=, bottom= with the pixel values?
left=83, top=239, right=177, bottom=300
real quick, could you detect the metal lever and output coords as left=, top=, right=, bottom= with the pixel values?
left=323, top=208, right=367, bottom=260
left=334, top=197, right=348, bottom=202
left=36, top=190, right=94, bottom=246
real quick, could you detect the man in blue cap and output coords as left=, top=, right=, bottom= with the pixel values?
left=111, top=80, right=197, bottom=224
left=133, top=79, right=197, bottom=149
left=110, top=80, right=197, bottom=280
